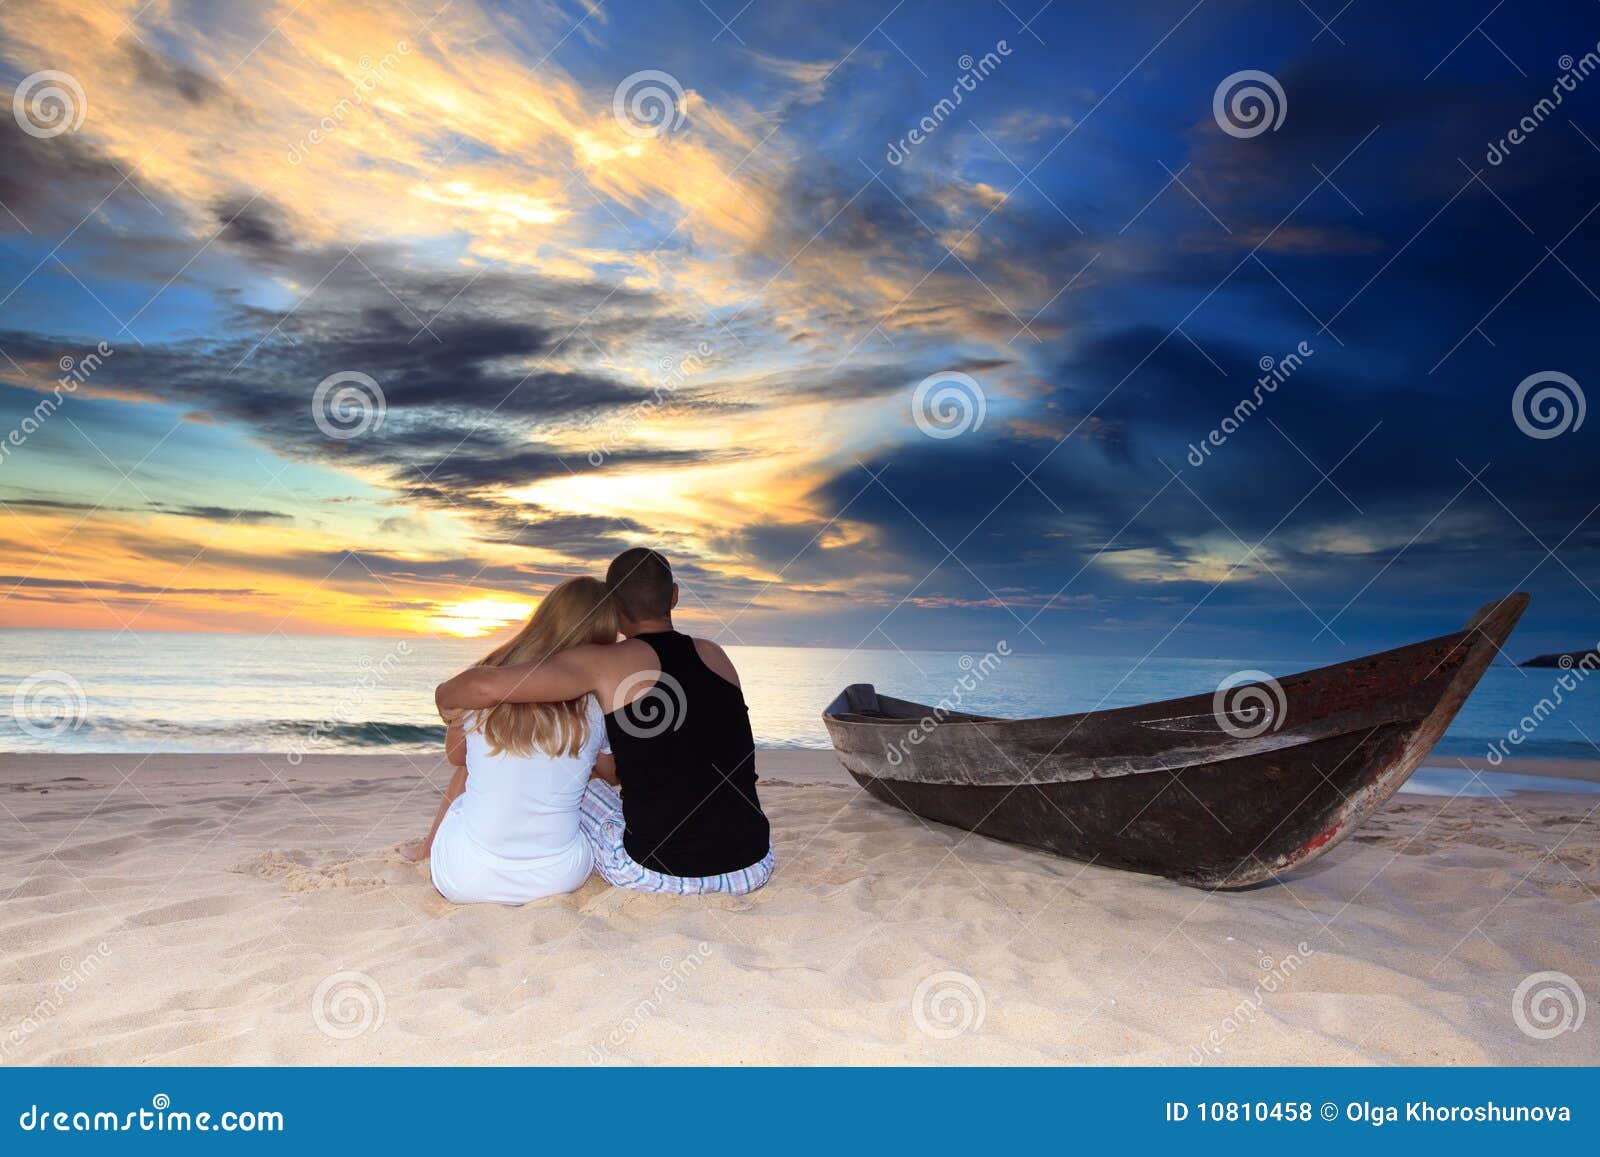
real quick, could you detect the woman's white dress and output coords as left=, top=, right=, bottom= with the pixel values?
left=429, top=697, right=606, bottom=905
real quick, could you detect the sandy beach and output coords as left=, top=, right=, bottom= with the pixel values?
left=2, top=750, right=1596, bottom=1066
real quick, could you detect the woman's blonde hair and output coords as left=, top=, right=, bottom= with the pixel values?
left=470, top=577, right=619, bottom=758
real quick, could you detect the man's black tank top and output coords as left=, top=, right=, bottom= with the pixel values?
left=603, top=631, right=770, bottom=876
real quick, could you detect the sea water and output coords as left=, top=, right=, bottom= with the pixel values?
left=2, top=628, right=1597, bottom=764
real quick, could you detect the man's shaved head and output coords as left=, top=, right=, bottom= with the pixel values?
left=605, top=547, right=674, bottom=621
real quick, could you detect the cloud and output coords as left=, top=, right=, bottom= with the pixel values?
left=5, top=0, right=1600, bottom=651
left=1, top=574, right=264, bottom=597
left=0, top=495, right=294, bottom=525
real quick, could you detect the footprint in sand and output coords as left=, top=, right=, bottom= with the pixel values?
left=231, top=848, right=416, bottom=893
left=53, top=832, right=150, bottom=862
left=126, top=894, right=254, bottom=928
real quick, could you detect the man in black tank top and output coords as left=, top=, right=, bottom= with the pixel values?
left=597, top=548, right=770, bottom=882
left=435, top=548, right=772, bottom=894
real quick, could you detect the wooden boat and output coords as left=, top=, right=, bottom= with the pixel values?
left=822, top=594, right=1528, bottom=889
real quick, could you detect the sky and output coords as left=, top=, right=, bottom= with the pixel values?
left=1, top=0, right=1598, bottom=662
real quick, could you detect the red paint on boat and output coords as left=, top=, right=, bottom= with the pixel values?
left=1299, top=823, right=1342, bottom=855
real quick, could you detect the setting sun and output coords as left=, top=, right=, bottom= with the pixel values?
left=429, top=599, right=534, bottom=638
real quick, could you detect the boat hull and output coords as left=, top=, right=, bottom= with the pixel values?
left=823, top=595, right=1528, bottom=888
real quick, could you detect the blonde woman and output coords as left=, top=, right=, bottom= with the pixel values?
left=402, top=577, right=620, bottom=905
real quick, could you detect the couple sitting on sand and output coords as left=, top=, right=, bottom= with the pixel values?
left=401, top=548, right=773, bottom=905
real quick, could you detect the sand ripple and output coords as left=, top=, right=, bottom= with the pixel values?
left=0, top=754, right=1596, bottom=1065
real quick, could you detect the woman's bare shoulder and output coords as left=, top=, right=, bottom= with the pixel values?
left=591, top=637, right=657, bottom=665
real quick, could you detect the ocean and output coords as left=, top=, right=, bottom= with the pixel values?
left=2, top=628, right=1597, bottom=764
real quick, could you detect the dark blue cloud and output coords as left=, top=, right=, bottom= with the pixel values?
left=5, top=0, right=1600, bottom=660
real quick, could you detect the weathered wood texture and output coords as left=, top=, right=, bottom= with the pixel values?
left=822, top=595, right=1529, bottom=888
